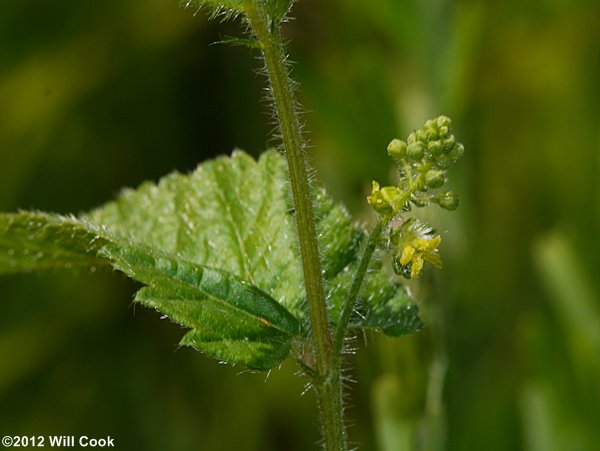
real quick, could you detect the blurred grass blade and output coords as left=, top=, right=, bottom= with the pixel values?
left=520, top=383, right=556, bottom=451
left=372, top=374, right=415, bottom=451
left=533, top=232, right=600, bottom=352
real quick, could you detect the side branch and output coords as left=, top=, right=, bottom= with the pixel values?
left=333, top=221, right=384, bottom=360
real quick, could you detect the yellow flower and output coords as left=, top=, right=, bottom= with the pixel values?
left=367, top=181, right=404, bottom=219
left=392, top=219, right=443, bottom=279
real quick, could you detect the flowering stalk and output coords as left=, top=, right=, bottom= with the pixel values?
left=335, top=116, right=464, bottom=362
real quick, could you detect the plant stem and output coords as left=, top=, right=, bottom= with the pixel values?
left=243, top=0, right=330, bottom=376
left=333, top=221, right=384, bottom=361
left=332, top=185, right=419, bottom=355
left=315, top=371, right=345, bottom=450
left=333, top=182, right=417, bottom=363
left=244, top=3, right=346, bottom=450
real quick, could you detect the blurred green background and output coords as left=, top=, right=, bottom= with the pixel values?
left=1, top=0, right=599, bottom=450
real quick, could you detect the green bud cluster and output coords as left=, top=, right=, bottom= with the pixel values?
left=370, top=115, right=463, bottom=219
left=368, top=117, right=464, bottom=278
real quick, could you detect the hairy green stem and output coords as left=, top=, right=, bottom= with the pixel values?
left=243, top=0, right=330, bottom=376
left=315, top=372, right=345, bottom=450
left=333, top=185, right=416, bottom=361
left=244, top=3, right=346, bottom=450
left=333, top=221, right=384, bottom=360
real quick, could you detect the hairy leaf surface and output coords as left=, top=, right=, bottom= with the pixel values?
left=104, top=244, right=300, bottom=370
left=0, top=210, right=299, bottom=369
left=0, top=212, right=107, bottom=273
left=325, top=251, right=424, bottom=337
left=86, top=150, right=306, bottom=318
left=0, top=150, right=423, bottom=368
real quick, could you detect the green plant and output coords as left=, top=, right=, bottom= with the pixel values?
left=0, top=1, right=463, bottom=449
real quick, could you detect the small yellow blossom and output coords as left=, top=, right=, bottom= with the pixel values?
left=367, top=181, right=404, bottom=219
left=399, top=235, right=442, bottom=278
left=392, top=219, right=443, bottom=279
left=399, top=244, right=416, bottom=266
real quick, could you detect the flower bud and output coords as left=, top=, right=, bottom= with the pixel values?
left=438, top=125, right=449, bottom=137
left=427, top=140, right=443, bottom=157
left=439, top=191, right=459, bottom=210
left=437, top=115, right=451, bottom=128
left=442, top=135, right=456, bottom=151
left=435, top=155, right=453, bottom=169
left=424, top=129, right=438, bottom=141
left=446, top=142, right=464, bottom=163
left=368, top=181, right=404, bottom=219
left=387, top=139, right=406, bottom=161
left=425, top=170, right=445, bottom=188
left=407, top=142, right=425, bottom=160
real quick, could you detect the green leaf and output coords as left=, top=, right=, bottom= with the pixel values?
left=85, top=150, right=306, bottom=319
left=0, top=209, right=300, bottom=369
left=87, top=148, right=420, bottom=338
left=313, top=188, right=363, bottom=280
left=0, top=212, right=107, bottom=273
left=325, top=253, right=424, bottom=337
left=0, top=150, right=423, bottom=368
left=353, top=269, right=424, bottom=336
left=104, top=244, right=300, bottom=370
